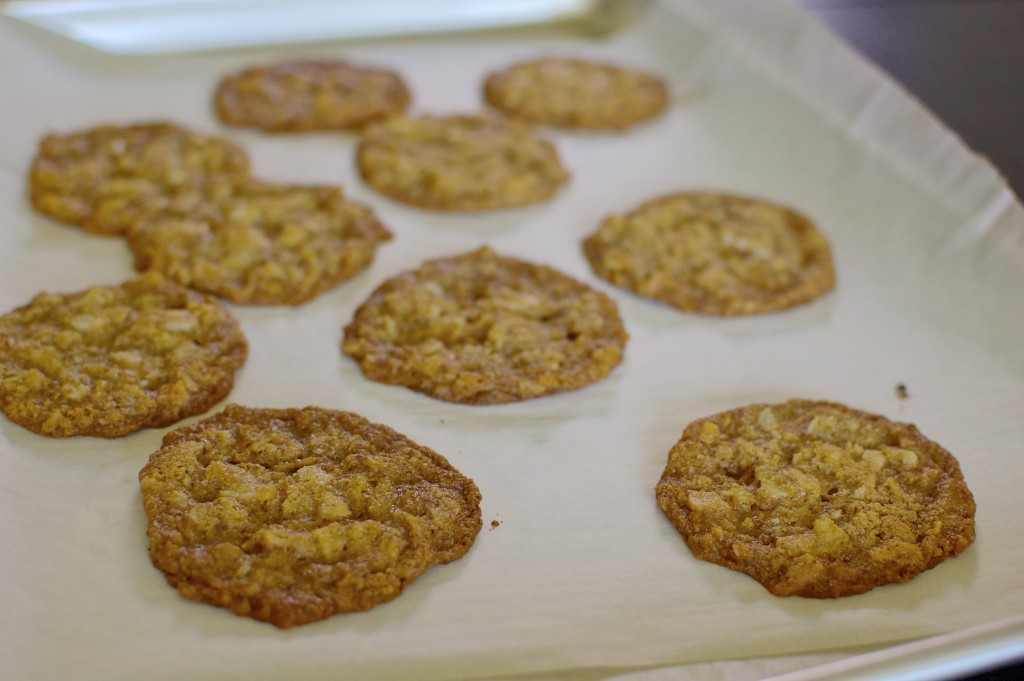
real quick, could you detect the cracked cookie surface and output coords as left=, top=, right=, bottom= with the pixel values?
left=655, top=399, right=976, bottom=598
left=128, top=180, right=392, bottom=305
left=583, top=192, right=836, bottom=315
left=29, top=122, right=250, bottom=236
left=0, top=273, right=247, bottom=437
left=342, top=247, right=627, bottom=404
left=139, top=404, right=482, bottom=627
left=484, top=57, right=668, bottom=130
left=214, top=59, right=411, bottom=132
left=356, top=114, right=569, bottom=211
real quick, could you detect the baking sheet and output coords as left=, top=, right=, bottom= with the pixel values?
left=1, top=1, right=1023, bottom=680
left=2, top=0, right=609, bottom=54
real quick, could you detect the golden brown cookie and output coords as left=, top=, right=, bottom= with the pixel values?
left=0, top=273, right=247, bottom=438
left=655, top=399, right=976, bottom=598
left=29, top=122, right=250, bottom=236
left=483, top=57, right=668, bottom=130
left=356, top=114, right=569, bottom=211
left=582, top=192, right=836, bottom=315
left=139, top=404, right=482, bottom=627
left=214, top=59, right=411, bottom=132
left=127, top=180, right=392, bottom=306
left=342, top=246, right=627, bottom=404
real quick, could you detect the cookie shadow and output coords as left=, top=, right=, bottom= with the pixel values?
left=608, top=287, right=837, bottom=337
left=0, top=416, right=165, bottom=464
left=334, top=351, right=626, bottom=439
left=21, top=213, right=136, bottom=276
left=366, top=197, right=565, bottom=241
left=714, top=543, right=982, bottom=620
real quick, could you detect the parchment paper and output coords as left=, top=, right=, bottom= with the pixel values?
left=1, top=1, right=1022, bottom=680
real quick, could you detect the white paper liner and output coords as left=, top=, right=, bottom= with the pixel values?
left=1, top=1, right=1022, bottom=680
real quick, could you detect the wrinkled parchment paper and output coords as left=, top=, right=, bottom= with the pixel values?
left=1, top=1, right=1022, bottom=680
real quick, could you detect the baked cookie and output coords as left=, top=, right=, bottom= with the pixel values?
left=582, top=192, right=836, bottom=315
left=655, top=399, right=976, bottom=598
left=139, top=404, right=482, bottom=627
left=342, top=246, right=627, bottom=404
left=29, top=122, right=250, bottom=236
left=0, top=273, right=247, bottom=438
left=128, top=180, right=392, bottom=306
left=483, top=57, right=668, bottom=130
left=214, top=59, right=411, bottom=132
left=356, top=114, right=569, bottom=211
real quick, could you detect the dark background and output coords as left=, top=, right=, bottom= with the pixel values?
left=800, top=1, right=1023, bottom=679
left=802, top=0, right=1023, bottom=199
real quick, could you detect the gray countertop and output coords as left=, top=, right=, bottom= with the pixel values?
left=802, top=0, right=1023, bottom=200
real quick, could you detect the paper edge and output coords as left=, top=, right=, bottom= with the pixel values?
left=639, top=1, right=1024, bottom=679
left=657, top=0, right=1022, bottom=228
left=760, top=614, right=1024, bottom=681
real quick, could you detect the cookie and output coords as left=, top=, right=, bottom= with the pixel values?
left=0, top=273, right=247, bottom=438
left=483, top=57, right=668, bottom=130
left=214, top=59, right=411, bottom=132
left=655, top=399, right=976, bottom=598
left=582, top=192, right=836, bottom=315
left=29, top=122, right=250, bottom=236
left=128, top=180, right=392, bottom=306
left=342, top=246, right=627, bottom=404
left=139, top=404, right=482, bottom=627
left=356, top=114, right=569, bottom=211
